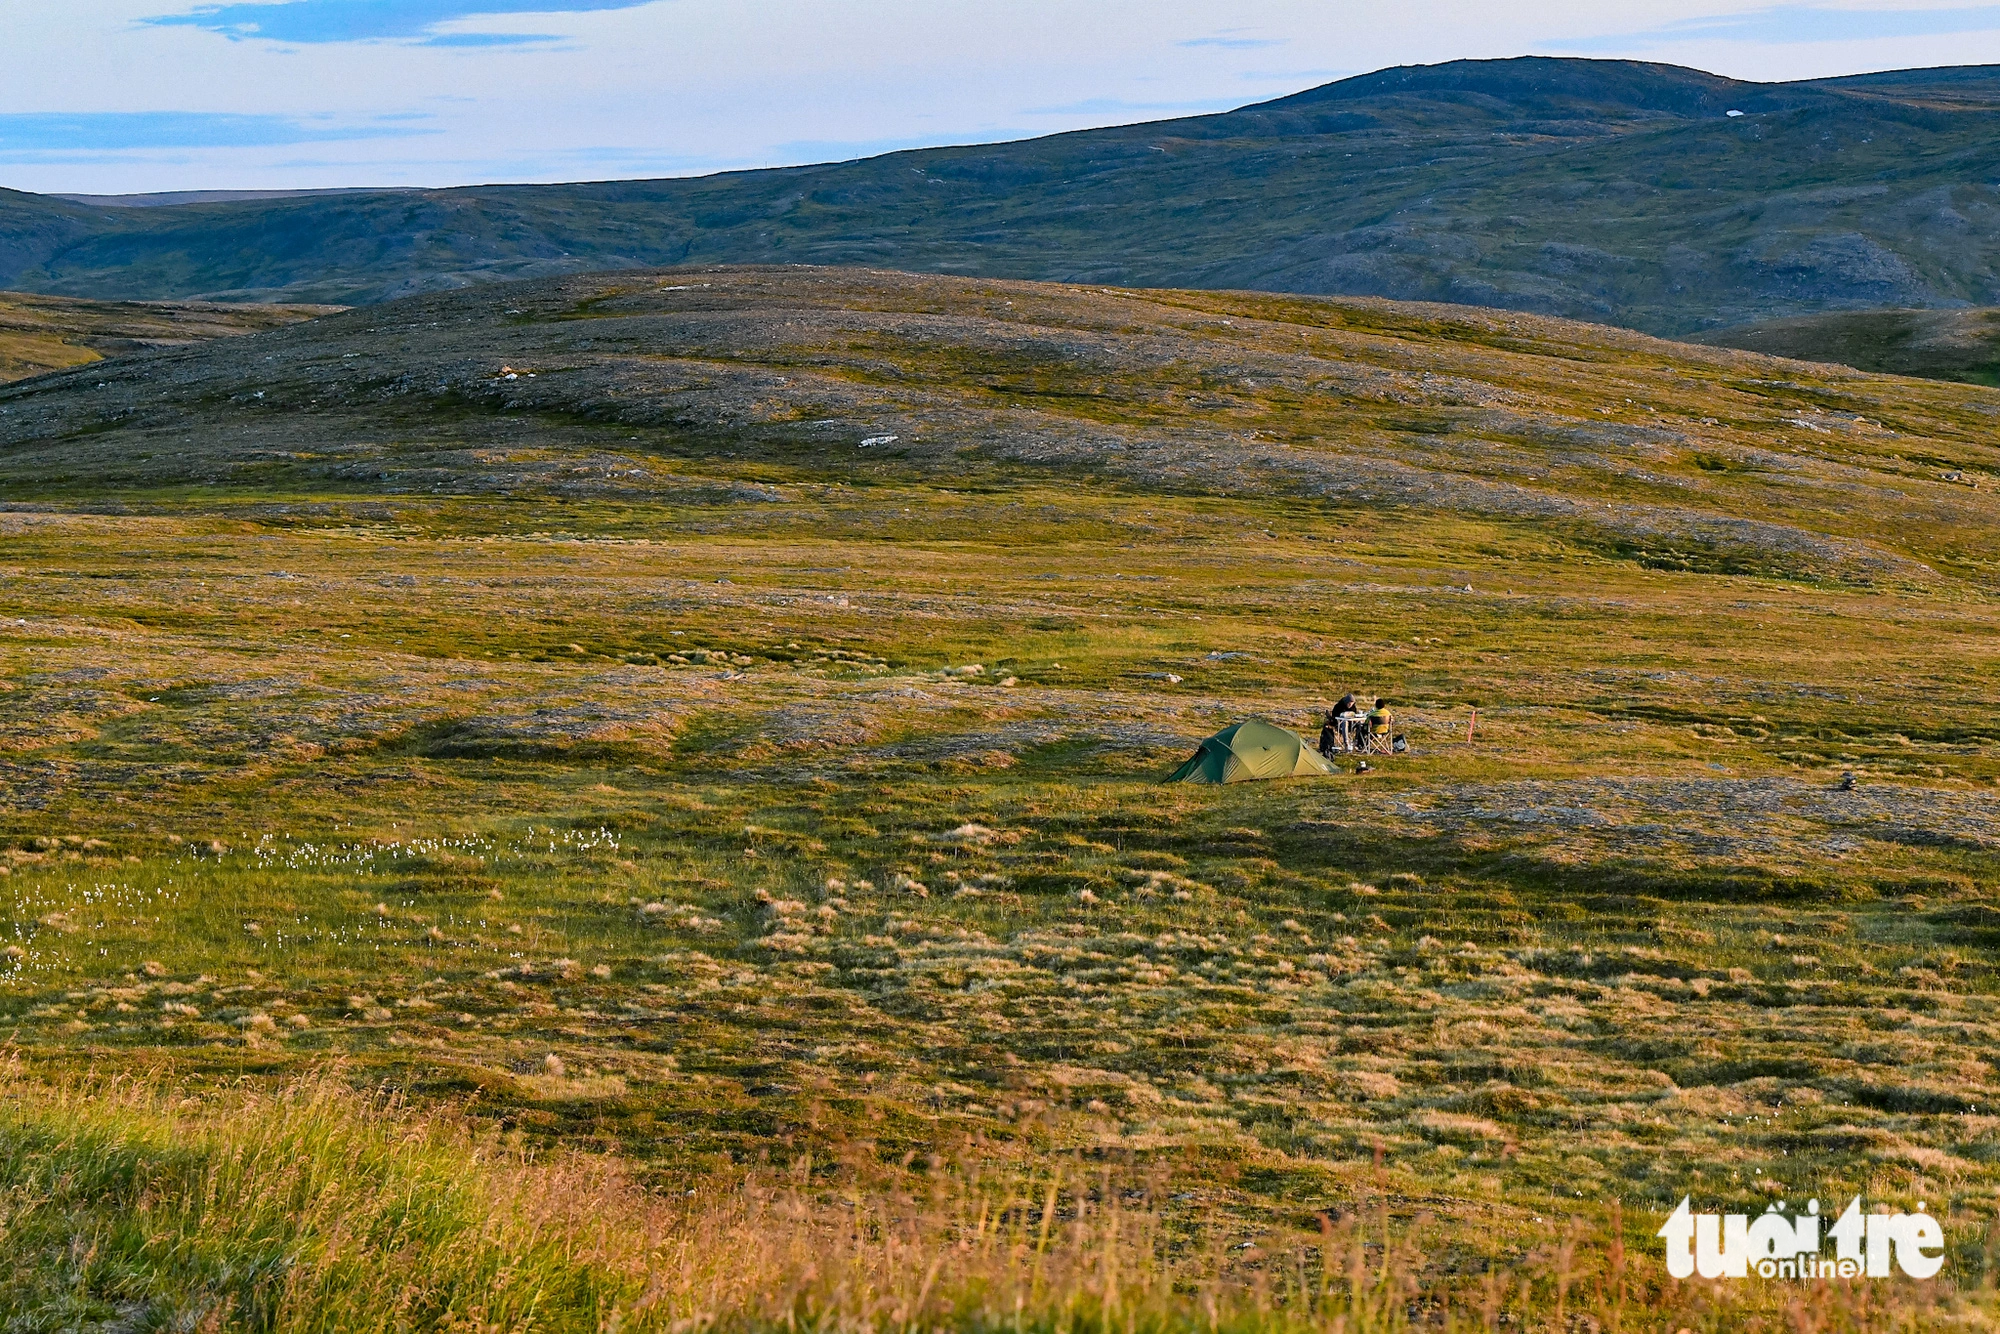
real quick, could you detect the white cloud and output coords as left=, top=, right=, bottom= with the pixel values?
left=1548, top=4, right=2000, bottom=52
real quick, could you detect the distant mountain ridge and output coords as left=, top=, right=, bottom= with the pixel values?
left=4, top=56, right=2000, bottom=335
left=53, top=188, right=417, bottom=209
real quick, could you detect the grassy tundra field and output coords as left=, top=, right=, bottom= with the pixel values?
left=1, top=267, right=1998, bottom=1330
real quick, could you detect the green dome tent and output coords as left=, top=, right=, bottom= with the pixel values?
left=1166, top=719, right=1335, bottom=784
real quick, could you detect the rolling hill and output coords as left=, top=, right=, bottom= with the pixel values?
left=0, top=290, right=337, bottom=384
left=1699, top=304, right=2000, bottom=385
left=4, top=57, right=2000, bottom=335
left=4, top=264, right=1992, bottom=590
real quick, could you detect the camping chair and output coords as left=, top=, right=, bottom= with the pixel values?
left=1362, top=726, right=1394, bottom=755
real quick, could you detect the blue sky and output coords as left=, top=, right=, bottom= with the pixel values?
left=146, top=0, right=660, bottom=46
left=4, top=0, right=2000, bottom=194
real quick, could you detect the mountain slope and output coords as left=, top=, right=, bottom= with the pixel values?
left=4, top=57, right=2000, bottom=334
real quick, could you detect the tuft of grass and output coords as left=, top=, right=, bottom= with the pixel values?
left=0, top=1067, right=639, bottom=1331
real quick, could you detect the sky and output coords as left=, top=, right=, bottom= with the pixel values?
left=4, top=0, right=2000, bottom=195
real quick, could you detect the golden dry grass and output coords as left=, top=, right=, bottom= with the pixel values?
left=2, top=1068, right=1985, bottom=1332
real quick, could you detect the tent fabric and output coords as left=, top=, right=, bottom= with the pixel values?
left=1166, top=718, right=1336, bottom=784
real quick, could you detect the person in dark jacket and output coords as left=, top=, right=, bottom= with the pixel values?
left=1324, top=694, right=1361, bottom=753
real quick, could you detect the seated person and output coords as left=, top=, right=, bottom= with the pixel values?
left=1367, top=698, right=1393, bottom=740
left=1318, top=709, right=1342, bottom=758
left=1326, top=694, right=1363, bottom=751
